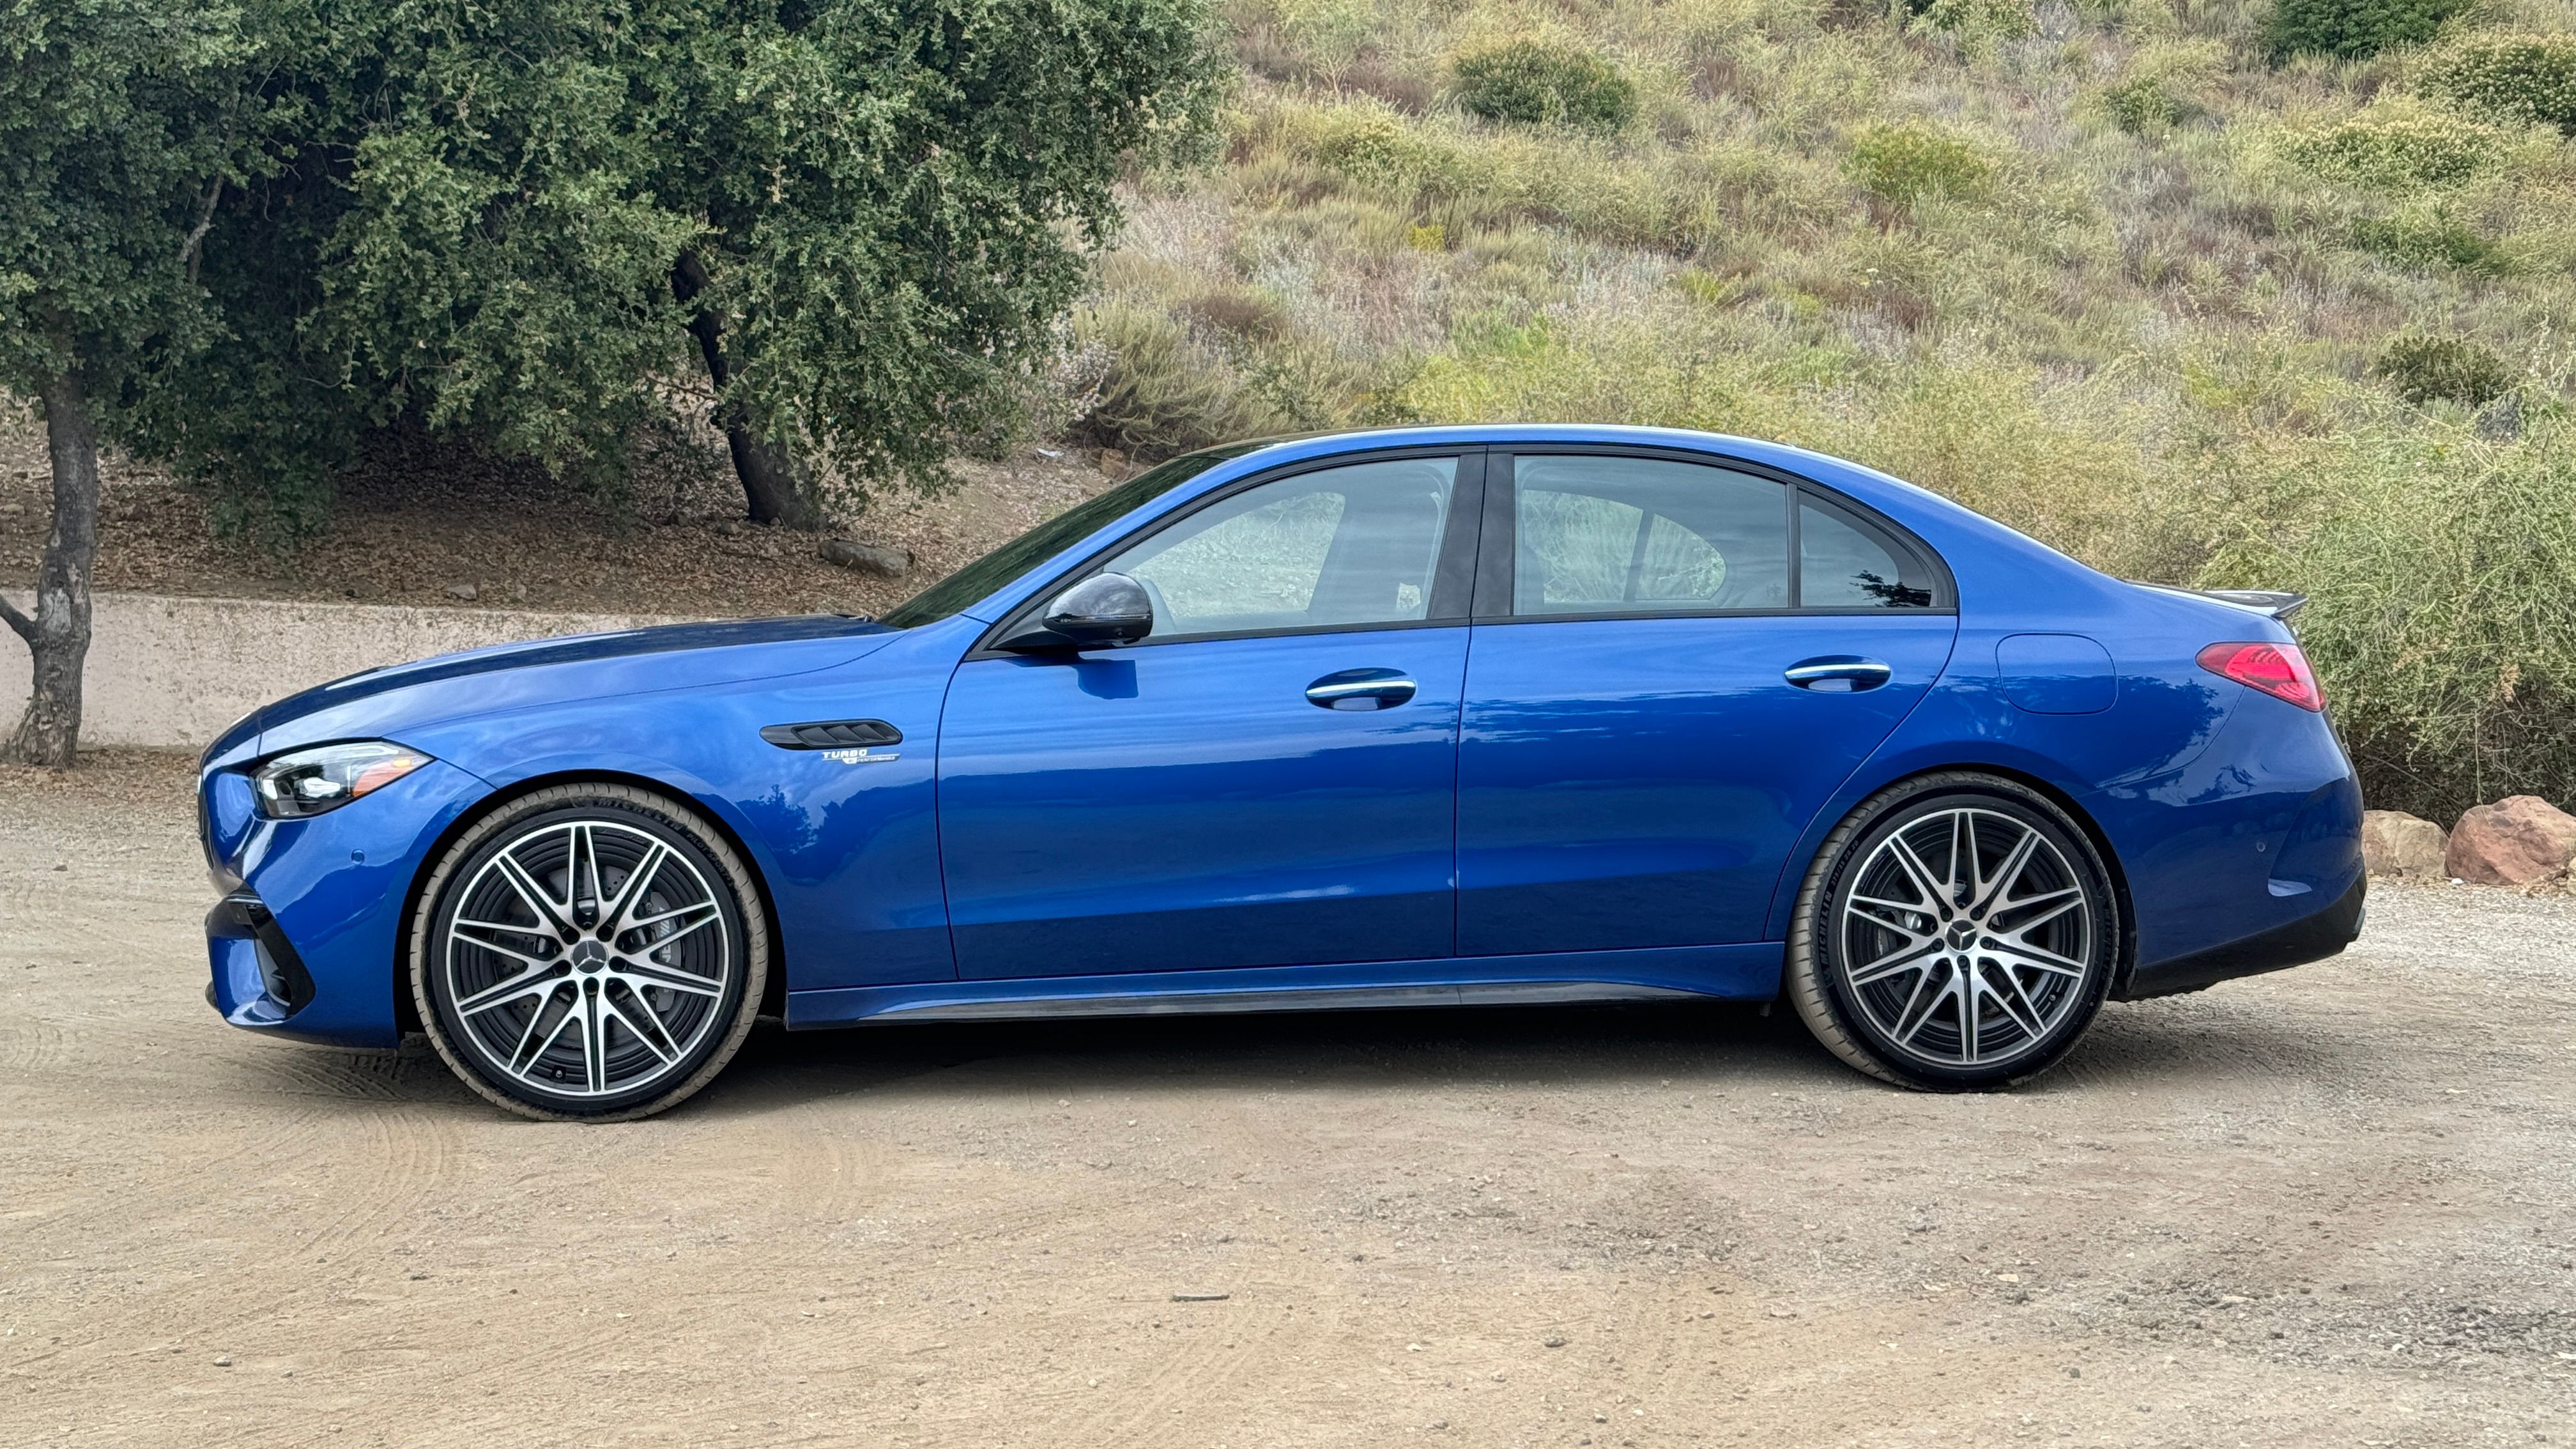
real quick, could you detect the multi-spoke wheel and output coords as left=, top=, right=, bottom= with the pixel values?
left=410, top=784, right=768, bottom=1121
left=1787, top=774, right=2117, bottom=1089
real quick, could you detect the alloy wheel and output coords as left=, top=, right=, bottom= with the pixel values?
left=1834, top=806, right=2096, bottom=1070
left=438, top=817, right=733, bottom=1100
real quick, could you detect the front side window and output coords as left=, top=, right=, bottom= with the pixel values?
left=878, top=445, right=1253, bottom=629
left=1100, top=456, right=1460, bottom=641
left=1511, top=456, right=1790, bottom=615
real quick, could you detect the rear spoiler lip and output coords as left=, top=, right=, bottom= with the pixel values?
left=2126, top=581, right=2308, bottom=622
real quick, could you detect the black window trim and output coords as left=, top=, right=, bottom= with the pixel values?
left=1471, top=443, right=1956, bottom=624
left=964, top=445, right=1491, bottom=659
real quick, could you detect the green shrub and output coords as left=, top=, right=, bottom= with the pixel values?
left=2418, top=36, right=2576, bottom=135
left=1073, top=305, right=1286, bottom=457
left=1907, top=0, right=2037, bottom=43
left=1843, top=123, right=1993, bottom=206
left=2283, top=110, right=2498, bottom=187
left=2218, top=424, right=2576, bottom=820
left=2264, top=0, right=2467, bottom=64
left=2373, top=334, right=2514, bottom=406
left=2348, top=210, right=2507, bottom=273
left=1450, top=40, right=1636, bottom=130
left=2099, top=73, right=2195, bottom=134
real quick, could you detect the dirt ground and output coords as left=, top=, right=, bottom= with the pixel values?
left=2, top=754, right=2572, bottom=1448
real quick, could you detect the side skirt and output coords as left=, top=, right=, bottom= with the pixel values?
left=785, top=942, right=1785, bottom=1030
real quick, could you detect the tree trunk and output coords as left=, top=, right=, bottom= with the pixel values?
left=0, top=367, right=101, bottom=768
left=671, top=253, right=813, bottom=529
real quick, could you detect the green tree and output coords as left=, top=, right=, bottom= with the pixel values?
left=0, top=0, right=256, bottom=765
left=161, top=0, right=1223, bottom=534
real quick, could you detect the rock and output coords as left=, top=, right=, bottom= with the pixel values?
left=212, top=1355, right=233, bottom=1367
left=2361, top=810, right=2448, bottom=880
left=1542, top=1335, right=1566, bottom=1348
left=444, top=582, right=479, bottom=601
left=819, top=538, right=911, bottom=578
left=2446, top=795, right=2576, bottom=886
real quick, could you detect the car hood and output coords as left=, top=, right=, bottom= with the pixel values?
left=207, top=615, right=896, bottom=769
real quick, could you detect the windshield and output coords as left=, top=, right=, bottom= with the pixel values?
left=877, top=445, right=1259, bottom=629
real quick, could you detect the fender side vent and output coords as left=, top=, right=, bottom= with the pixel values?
left=760, top=719, right=903, bottom=750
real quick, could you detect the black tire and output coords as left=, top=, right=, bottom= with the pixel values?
left=410, top=783, right=769, bottom=1122
left=1786, top=772, right=2119, bottom=1091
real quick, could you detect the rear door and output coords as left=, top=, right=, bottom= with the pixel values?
left=1456, top=449, right=1958, bottom=956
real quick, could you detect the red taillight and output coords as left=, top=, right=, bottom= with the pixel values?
left=2197, top=641, right=2323, bottom=712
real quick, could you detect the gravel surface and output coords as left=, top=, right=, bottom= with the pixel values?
left=3, top=753, right=2573, bottom=1446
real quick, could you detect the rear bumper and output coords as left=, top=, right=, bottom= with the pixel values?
left=2115, top=871, right=2365, bottom=1000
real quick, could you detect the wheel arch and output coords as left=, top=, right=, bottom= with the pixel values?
left=392, top=767, right=790, bottom=1035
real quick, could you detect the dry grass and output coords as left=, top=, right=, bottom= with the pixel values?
left=1082, top=0, right=2576, bottom=819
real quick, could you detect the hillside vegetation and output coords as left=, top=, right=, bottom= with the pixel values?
left=1072, top=0, right=2576, bottom=820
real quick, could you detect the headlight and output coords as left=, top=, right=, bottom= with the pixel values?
left=252, top=742, right=431, bottom=820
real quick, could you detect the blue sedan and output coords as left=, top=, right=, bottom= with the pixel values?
left=197, top=426, right=2364, bottom=1119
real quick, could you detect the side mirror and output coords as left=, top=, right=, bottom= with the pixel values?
left=1002, top=572, right=1154, bottom=651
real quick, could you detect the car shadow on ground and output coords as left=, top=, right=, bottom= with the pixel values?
left=688, top=999, right=1841, bottom=1119
left=210, top=993, right=2342, bottom=1120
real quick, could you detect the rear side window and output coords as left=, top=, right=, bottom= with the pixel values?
left=1799, top=496, right=1937, bottom=609
left=1510, top=456, right=1790, bottom=615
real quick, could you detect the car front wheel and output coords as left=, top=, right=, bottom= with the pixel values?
left=410, top=783, right=769, bottom=1121
left=1787, top=773, right=2119, bottom=1090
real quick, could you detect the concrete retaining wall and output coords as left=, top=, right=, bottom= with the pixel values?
left=2, top=591, right=686, bottom=749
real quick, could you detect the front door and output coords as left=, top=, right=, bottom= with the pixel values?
left=1457, top=450, right=1959, bottom=956
left=937, top=451, right=1482, bottom=979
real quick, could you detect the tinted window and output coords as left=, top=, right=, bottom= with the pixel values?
left=1101, top=456, right=1460, bottom=640
left=878, top=447, right=1250, bottom=628
left=1511, top=456, right=1788, bottom=615
left=1799, top=498, right=1936, bottom=608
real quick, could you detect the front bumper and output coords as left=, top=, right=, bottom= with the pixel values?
left=206, top=891, right=315, bottom=1025
left=199, top=757, right=490, bottom=1048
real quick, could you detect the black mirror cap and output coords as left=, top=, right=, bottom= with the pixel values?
left=1030, top=572, right=1154, bottom=648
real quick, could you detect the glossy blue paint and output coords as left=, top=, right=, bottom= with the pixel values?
left=1995, top=632, right=2117, bottom=714
left=1457, top=613, right=1957, bottom=953
left=937, top=627, right=1471, bottom=976
left=195, top=423, right=2366, bottom=1061
left=210, top=758, right=491, bottom=1046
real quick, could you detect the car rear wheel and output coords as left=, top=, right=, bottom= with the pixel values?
left=1787, top=773, right=2118, bottom=1090
left=410, top=783, right=768, bottom=1122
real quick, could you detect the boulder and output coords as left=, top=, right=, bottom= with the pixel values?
left=818, top=538, right=911, bottom=578
left=2446, top=795, right=2576, bottom=886
left=2360, top=810, right=2447, bottom=880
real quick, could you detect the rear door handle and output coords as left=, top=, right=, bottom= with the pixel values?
left=1784, top=656, right=1892, bottom=692
left=1307, top=668, right=1417, bottom=711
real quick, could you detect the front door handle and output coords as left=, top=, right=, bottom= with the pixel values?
left=1785, top=656, right=1893, bottom=693
left=1307, top=668, right=1417, bottom=711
